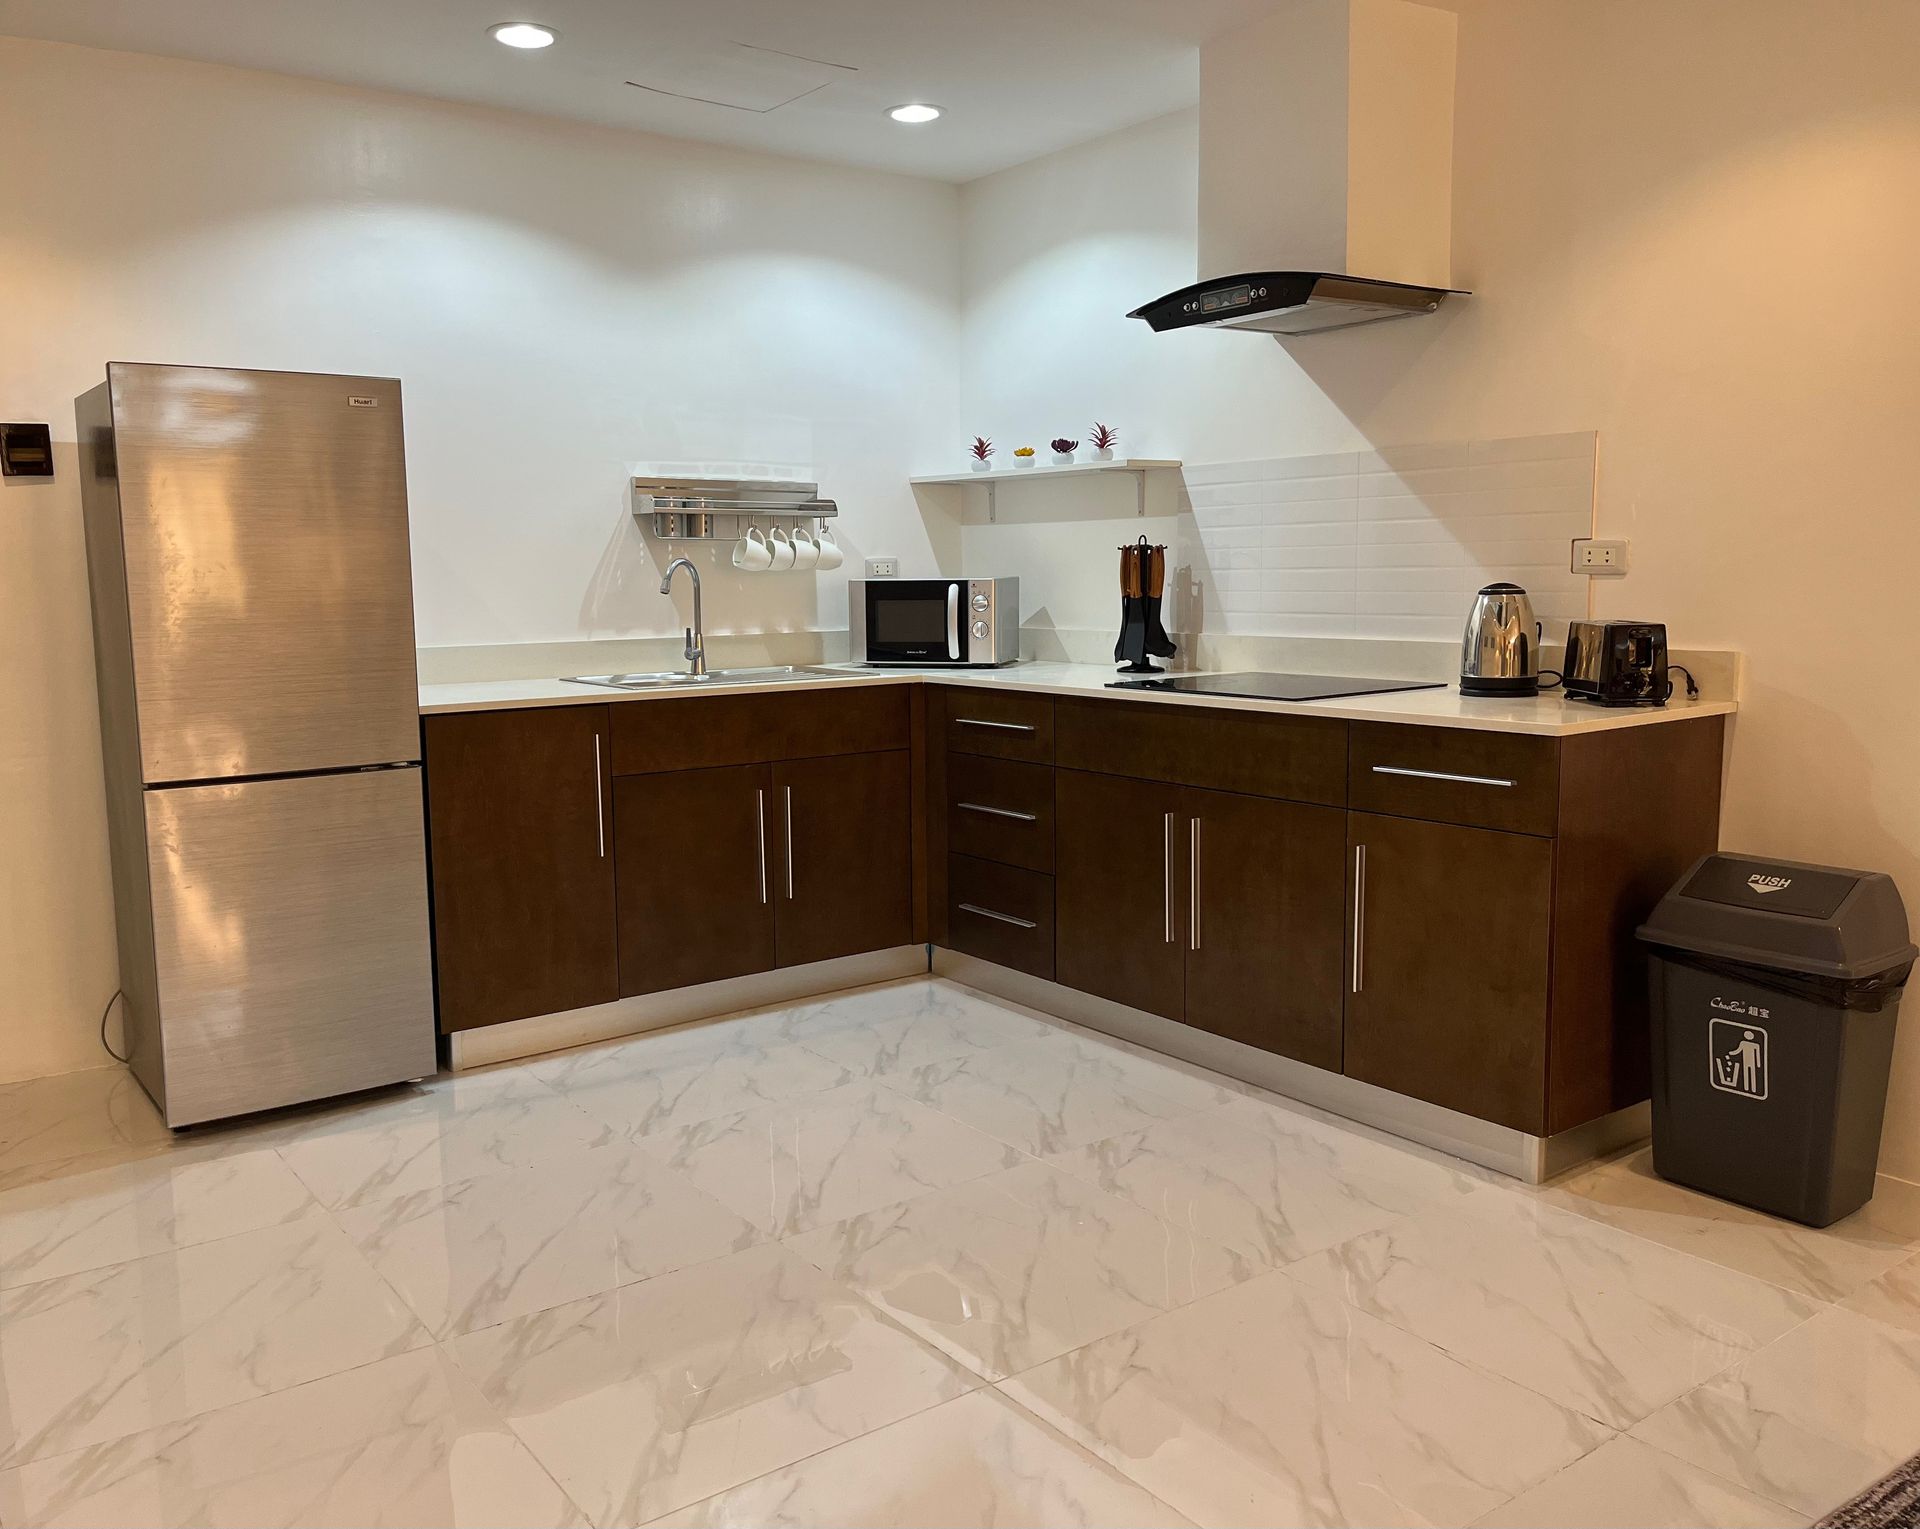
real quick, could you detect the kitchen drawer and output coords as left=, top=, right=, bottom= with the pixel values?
left=940, top=687, right=1054, bottom=763
left=1054, top=696, right=1347, bottom=807
left=946, top=756, right=1054, bottom=872
left=947, top=854, right=1054, bottom=980
left=610, top=685, right=909, bottom=775
left=1348, top=723, right=1559, bottom=836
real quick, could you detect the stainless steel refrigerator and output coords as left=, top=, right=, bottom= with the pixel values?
left=77, top=363, right=436, bottom=1126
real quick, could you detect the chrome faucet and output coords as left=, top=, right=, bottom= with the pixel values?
left=659, top=557, right=707, bottom=677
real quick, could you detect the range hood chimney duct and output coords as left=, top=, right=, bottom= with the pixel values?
left=1130, top=0, right=1468, bottom=336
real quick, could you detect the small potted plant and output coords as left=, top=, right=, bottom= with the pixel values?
left=1050, top=437, right=1079, bottom=465
left=968, top=436, right=993, bottom=472
left=1089, top=422, right=1118, bottom=461
left=1013, top=446, right=1036, bottom=467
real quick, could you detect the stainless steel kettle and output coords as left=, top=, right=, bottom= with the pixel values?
left=1459, top=582, right=1541, bottom=696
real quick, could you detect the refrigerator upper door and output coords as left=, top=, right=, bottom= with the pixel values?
left=145, top=767, right=436, bottom=1125
left=110, top=364, right=422, bottom=782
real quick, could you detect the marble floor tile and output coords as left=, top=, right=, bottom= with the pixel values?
left=0, top=1067, right=173, bottom=1180
left=795, top=1002, right=1060, bottom=1078
left=530, top=1039, right=861, bottom=1140
left=0, top=1139, right=317, bottom=1289
left=786, top=1159, right=1252, bottom=1379
left=0, top=1216, right=429, bottom=1468
left=891, top=1032, right=1234, bottom=1156
left=1288, top=1189, right=1820, bottom=1428
left=648, top=1388, right=1193, bottom=1528
left=635, top=1080, right=1023, bottom=1237
left=1002, top=1269, right=1610, bottom=1529
left=449, top=1243, right=977, bottom=1526
left=1471, top=1435, right=1803, bottom=1528
left=1541, top=1147, right=1920, bottom=1302
left=1631, top=1308, right=1920, bottom=1519
left=338, top=1145, right=760, bottom=1336
left=0, top=1347, right=582, bottom=1529
left=1841, top=1248, right=1920, bottom=1337
left=272, top=1073, right=615, bottom=1210
left=1046, top=1095, right=1499, bottom=1268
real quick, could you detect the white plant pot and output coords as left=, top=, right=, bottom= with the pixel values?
left=1015, top=455, right=1036, bottom=468
left=1093, top=446, right=1115, bottom=461
left=1051, top=452, right=1075, bottom=466
left=970, top=458, right=992, bottom=472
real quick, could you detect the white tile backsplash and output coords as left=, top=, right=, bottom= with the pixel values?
left=1181, top=431, right=1596, bottom=643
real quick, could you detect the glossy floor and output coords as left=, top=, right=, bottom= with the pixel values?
left=2, top=978, right=1917, bottom=1527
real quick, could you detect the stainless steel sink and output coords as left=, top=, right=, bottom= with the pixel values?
left=563, top=666, right=846, bottom=691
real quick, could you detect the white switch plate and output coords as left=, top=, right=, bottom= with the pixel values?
left=864, top=558, right=898, bottom=578
left=1572, top=538, right=1629, bottom=576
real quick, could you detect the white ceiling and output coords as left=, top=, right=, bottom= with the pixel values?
left=0, top=0, right=1284, bottom=182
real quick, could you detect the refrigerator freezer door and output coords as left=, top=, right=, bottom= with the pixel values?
left=145, top=767, right=436, bottom=1125
left=110, top=365, right=422, bottom=782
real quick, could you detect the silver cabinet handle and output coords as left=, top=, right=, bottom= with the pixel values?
left=958, top=902, right=1038, bottom=930
left=1370, top=765, right=1516, bottom=789
left=756, top=787, right=768, bottom=905
left=957, top=801, right=1038, bottom=822
left=593, top=733, right=605, bottom=858
left=1351, top=844, right=1367, bottom=994
left=783, top=784, right=794, bottom=899
left=953, top=717, right=1035, bottom=733
left=1163, top=811, right=1174, bottom=944
left=1189, top=816, right=1201, bottom=953
left=947, top=583, right=961, bottom=661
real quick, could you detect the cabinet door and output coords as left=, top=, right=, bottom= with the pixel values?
left=424, top=705, right=617, bottom=1033
left=1345, top=812, right=1553, bottom=1132
left=615, top=764, right=774, bottom=997
left=774, top=750, right=913, bottom=967
left=1054, top=769, right=1185, bottom=1021
left=1184, top=788, right=1346, bottom=1071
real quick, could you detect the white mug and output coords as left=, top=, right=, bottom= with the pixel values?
left=789, top=526, right=820, bottom=570
left=814, top=524, right=844, bottom=570
left=767, top=525, right=797, bottom=571
left=732, top=526, right=773, bottom=571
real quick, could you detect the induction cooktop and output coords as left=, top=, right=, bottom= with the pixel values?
left=1108, top=671, right=1445, bottom=703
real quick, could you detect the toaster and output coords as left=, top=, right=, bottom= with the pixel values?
left=1564, top=620, right=1669, bottom=706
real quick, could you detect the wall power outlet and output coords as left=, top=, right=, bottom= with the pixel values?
left=1572, top=538, right=1629, bottom=576
left=863, top=558, right=898, bottom=578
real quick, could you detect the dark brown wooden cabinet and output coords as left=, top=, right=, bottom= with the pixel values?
left=615, top=764, right=774, bottom=997
left=775, top=750, right=914, bottom=967
left=1183, top=788, right=1346, bottom=1072
left=423, top=704, right=619, bottom=1033
left=1055, top=768, right=1186, bottom=1022
left=1343, top=811, right=1555, bottom=1132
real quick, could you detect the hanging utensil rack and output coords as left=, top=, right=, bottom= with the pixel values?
left=632, top=477, right=838, bottom=542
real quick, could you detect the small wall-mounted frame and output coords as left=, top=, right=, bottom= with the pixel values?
left=1, top=423, right=54, bottom=478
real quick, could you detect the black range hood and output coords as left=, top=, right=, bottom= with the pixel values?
left=1128, top=272, right=1467, bottom=337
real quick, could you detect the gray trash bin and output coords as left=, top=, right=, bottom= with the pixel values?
left=1637, top=853, right=1914, bottom=1227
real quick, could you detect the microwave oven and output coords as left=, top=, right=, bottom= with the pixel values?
left=850, top=578, right=1019, bottom=667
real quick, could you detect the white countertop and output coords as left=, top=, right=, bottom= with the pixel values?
left=420, top=662, right=1734, bottom=737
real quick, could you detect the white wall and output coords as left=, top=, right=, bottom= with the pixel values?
left=0, top=36, right=960, bottom=1081
left=958, top=1, right=1920, bottom=1176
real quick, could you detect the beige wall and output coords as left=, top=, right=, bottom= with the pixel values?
left=960, top=1, right=1920, bottom=1176
left=0, top=37, right=960, bottom=1082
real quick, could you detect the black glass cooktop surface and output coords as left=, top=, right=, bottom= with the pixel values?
left=1109, top=671, right=1445, bottom=702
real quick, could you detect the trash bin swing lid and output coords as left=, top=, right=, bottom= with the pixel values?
left=1636, top=853, right=1917, bottom=982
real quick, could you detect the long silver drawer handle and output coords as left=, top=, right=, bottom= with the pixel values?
left=954, top=717, right=1036, bottom=733
left=1163, top=811, right=1174, bottom=944
left=593, top=734, right=606, bottom=858
left=1351, top=844, right=1367, bottom=994
left=1371, top=765, right=1516, bottom=789
left=756, top=788, right=768, bottom=904
left=957, top=801, right=1038, bottom=822
left=958, top=902, right=1039, bottom=930
left=1189, top=816, right=1200, bottom=953
left=784, top=784, right=794, bottom=899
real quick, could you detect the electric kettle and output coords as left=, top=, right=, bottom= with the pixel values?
left=1459, top=582, right=1541, bottom=696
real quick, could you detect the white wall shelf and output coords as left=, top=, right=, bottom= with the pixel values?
left=909, top=458, right=1182, bottom=520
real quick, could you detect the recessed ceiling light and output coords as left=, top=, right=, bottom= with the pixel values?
left=489, top=21, right=557, bottom=49
left=887, top=103, right=942, bottom=125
